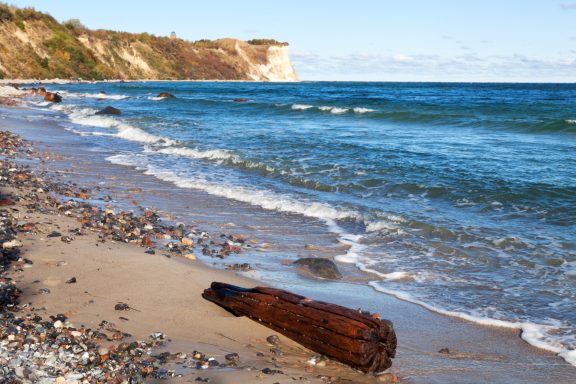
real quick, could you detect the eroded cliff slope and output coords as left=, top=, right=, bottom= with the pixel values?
left=0, top=5, right=298, bottom=81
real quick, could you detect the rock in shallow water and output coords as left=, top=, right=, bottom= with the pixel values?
left=293, top=257, right=342, bottom=280
left=95, top=106, right=121, bottom=115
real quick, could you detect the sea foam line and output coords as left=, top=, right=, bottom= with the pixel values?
left=51, top=104, right=175, bottom=145
left=368, top=281, right=576, bottom=367
left=153, top=146, right=276, bottom=173
left=55, top=90, right=129, bottom=100
left=291, top=104, right=376, bottom=114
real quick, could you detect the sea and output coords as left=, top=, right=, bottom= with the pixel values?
left=20, top=81, right=576, bottom=365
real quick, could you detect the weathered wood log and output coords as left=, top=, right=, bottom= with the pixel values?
left=202, top=282, right=396, bottom=373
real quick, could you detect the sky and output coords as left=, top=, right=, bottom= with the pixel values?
left=7, top=0, right=576, bottom=82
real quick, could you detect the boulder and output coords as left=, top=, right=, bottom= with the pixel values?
left=37, top=87, right=47, bottom=96
left=293, top=258, right=342, bottom=280
left=43, top=92, right=62, bottom=103
left=157, top=92, right=175, bottom=98
left=95, top=106, right=121, bottom=115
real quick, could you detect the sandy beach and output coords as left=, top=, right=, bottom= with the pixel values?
left=1, top=85, right=575, bottom=383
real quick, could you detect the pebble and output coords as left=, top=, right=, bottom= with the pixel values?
left=0, top=131, right=265, bottom=383
left=266, top=334, right=281, bottom=347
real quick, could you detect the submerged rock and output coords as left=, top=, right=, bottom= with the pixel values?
left=95, top=106, right=121, bottom=115
left=293, top=257, right=342, bottom=280
left=157, top=92, right=175, bottom=98
left=44, top=92, right=62, bottom=103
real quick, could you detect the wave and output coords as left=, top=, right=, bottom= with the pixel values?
left=55, top=90, right=129, bottom=100
left=291, top=104, right=314, bottom=110
left=368, top=281, right=576, bottom=367
left=290, top=104, right=376, bottom=114
left=153, top=146, right=276, bottom=173
left=50, top=104, right=175, bottom=145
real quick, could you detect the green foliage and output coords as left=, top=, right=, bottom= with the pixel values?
left=0, top=69, right=4, bottom=79
left=43, top=30, right=101, bottom=79
left=247, top=39, right=288, bottom=46
left=193, top=39, right=218, bottom=49
left=15, top=18, right=25, bottom=31
left=15, top=7, right=43, bottom=21
left=0, top=4, right=13, bottom=22
left=63, top=18, right=86, bottom=32
left=40, top=57, right=49, bottom=69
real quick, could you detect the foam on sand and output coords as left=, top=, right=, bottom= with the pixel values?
left=368, top=281, right=576, bottom=367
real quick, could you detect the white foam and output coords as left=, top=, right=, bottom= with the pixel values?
left=291, top=104, right=313, bottom=110
left=143, top=166, right=359, bottom=222
left=147, top=96, right=165, bottom=101
left=319, top=106, right=348, bottom=114
left=156, top=146, right=237, bottom=162
left=353, top=107, right=376, bottom=113
left=106, top=154, right=149, bottom=170
left=368, top=281, right=576, bottom=367
left=56, top=90, right=129, bottom=100
left=154, top=146, right=275, bottom=172
left=51, top=104, right=175, bottom=145
left=565, top=119, right=576, bottom=124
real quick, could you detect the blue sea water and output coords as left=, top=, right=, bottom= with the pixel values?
left=26, top=81, right=576, bottom=364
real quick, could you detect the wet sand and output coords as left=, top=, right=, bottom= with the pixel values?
left=1, top=90, right=575, bottom=383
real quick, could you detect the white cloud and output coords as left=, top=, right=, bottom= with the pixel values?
left=291, top=51, right=576, bottom=82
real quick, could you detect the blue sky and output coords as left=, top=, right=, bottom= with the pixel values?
left=8, top=0, right=576, bottom=82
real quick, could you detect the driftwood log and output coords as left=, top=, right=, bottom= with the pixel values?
left=202, top=282, right=396, bottom=373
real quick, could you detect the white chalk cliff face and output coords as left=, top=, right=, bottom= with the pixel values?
left=235, top=43, right=297, bottom=82
left=252, top=46, right=299, bottom=82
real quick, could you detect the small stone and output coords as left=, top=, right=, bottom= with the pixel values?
left=225, top=352, right=240, bottom=364
left=61, top=236, right=74, bottom=243
left=47, top=231, right=61, bottom=238
left=438, top=347, right=450, bottom=354
left=266, top=335, right=281, bottom=347
left=2, top=239, right=23, bottom=249
left=184, top=253, right=196, bottom=261
left=261, top=367, right=283, bottom=375
left=181, top=237, right=193, bottom=246
left=53, top=320, right=64, bottom=329
left=270, top=348, right=283, bottom=357
left=150, top=332, right=165, bottom=340
left=115, top=303, right=130, bottom=311
left=66, top=277, right=77, bottom=284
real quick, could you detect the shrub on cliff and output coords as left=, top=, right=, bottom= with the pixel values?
left=247, top=39, right=288, bottom=46
left=0, top=4, right=13, bottom=22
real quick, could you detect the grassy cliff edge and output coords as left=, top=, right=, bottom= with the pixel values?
left=0, top=4, right=298, bottom=81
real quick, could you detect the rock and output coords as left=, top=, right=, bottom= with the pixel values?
left=438, top=347, right=450, bottom=354
left=53, top=320, right=64, bottom=329
left=233, top=98, right=249, bottom=102
left=184, top=253, right=196, bottom=261
left=293, top=258, right=342, bottom=280
left=95, top=106, right=121, bottom=115
left=266, top=334, right=281, bottom=347
left=224, top=353, right=240, bottom=364
left=157, top=92, right=175, bottom=98
left=47, top=231, right=62, bottom=238
left=2, top=239, right=23, bottom=249
left=44, top=92, right=62, bottom=103
left=66, top=277, right=77, bottom=284
left=115, top=303, right=130, bottom=311
left=181, top=237, right=193, bottom=246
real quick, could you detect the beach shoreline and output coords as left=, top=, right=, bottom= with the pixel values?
left=1, top=85, right=575, bottom=383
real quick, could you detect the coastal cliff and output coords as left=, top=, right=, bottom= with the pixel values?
left=0, top=5, right=298, bottom=81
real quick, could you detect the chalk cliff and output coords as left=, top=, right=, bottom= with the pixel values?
left=0, top=4, right=298, bottom=81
